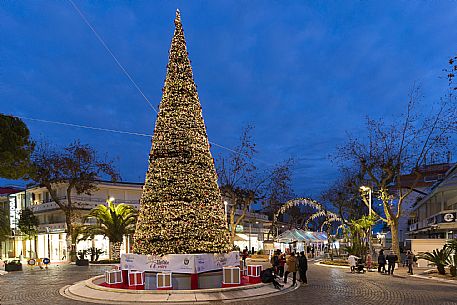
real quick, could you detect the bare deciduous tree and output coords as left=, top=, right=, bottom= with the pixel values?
left=30, top=140, right=120, bottom=261
left=337, top=84, right=455, bottom=255
left=217, top=126, right=294, bottom=245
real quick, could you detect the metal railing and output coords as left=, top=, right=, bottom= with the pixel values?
left=30, top=196, right=140, bottom=213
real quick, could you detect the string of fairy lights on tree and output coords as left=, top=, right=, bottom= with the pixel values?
left=132, top=10, right=231, bottom=255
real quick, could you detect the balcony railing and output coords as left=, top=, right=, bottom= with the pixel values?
left=30, top=196, right=140, bottom=213
left=408, top=210, right=457, bottom=232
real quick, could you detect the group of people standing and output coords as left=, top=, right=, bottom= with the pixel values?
left=377, top=249, right=415, bottom=275
left=268, top=250, right=308, bottom=287
left=377, top=249, right=399, bottom=275
left=347, top=249, right=416, bottom=276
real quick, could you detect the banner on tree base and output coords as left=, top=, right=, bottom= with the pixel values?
left=120, top=252, right=240, bottom=274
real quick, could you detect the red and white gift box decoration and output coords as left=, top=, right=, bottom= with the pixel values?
left=128, top=270, right=145, bottom=286
left=247, top=265, right=262, bottom=277
left=222, top=266, right=241, bottom=284
left=105, top=270, right=123, bottom=284
left=156, top=272, right=172, bottom=289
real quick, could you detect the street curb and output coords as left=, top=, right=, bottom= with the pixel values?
left=314, top=262, right=350, bottom=269
left=59, top=274, right=300, bottom=304
left=411, top=273, right=457, bottom=285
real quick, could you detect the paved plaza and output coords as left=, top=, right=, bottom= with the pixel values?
left=1, top=263, right=457, bottom=305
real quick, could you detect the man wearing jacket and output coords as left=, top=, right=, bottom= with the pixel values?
left=298, top=251, right=308, bottom=284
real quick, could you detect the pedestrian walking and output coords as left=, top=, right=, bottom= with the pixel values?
left=298, top=251, right=308, bottom=284
left=377, top=249, right=386, bottom=273
left=242, top=248, right=248, bottom=267
left=284, top=252, right=298, bottom=285
left=348, top=254, right=359, bottom=273
left=270, top=250, right=280, bottom=274
left=386, top=251, right=398, bottom=275
left=406, top=250, right=415, bottom=275
left=279, top=253, right=286, bottom=277
left=366, top=252, right=373, bottom=271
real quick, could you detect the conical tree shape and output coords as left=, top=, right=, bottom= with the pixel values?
left=133, top=10, right=231, bottom=255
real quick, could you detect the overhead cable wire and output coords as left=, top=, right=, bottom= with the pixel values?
left=67, top=0, right=158, bottom=114
left=14, top=115, right=153, bottom=137
left=63, top=1, right=272, bottom=166
left=12, top=115, right=271, bottom=164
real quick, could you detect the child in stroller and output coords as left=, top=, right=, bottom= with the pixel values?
left=355, top=258, right=366, bottom=273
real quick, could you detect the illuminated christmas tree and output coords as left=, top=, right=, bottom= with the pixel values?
left=133, top=10, right=231, bottom=255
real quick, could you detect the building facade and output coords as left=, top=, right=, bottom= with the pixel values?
left=1, top=182, right=283, bottom=261
left=222, top=197, right=287, bottom=253
left=0, top=186, right=24, bottom=259
left=408, top=164, right=457, bottom=240
left=395, top=163, right=453, bottom=245
left=2, top=181, right=142, bottom=262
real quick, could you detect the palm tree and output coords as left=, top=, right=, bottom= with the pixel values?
left=82, top=202, right=137, bottom=260
left=445, top=239, right=457, bottom=277
left=420, top=247, right=452, bottom=275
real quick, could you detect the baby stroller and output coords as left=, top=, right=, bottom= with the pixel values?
left=355, top=259, right=366, bottom=273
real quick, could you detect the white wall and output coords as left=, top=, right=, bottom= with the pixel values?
left=410, top=239, right=447, bottom=267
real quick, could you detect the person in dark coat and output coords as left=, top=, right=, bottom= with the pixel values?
left=406, top=250, right=415, bottom=275
left=386, top=251, right=398, bottom=275
left=377, top=249, right=386, bottom=273
left=271, top=250, right=280, bottom=274
left=242, top=248, right=248, bottom=267
left=278, top=253, right=286, bottom=277
left=260, top=267, right=283, bottom=289
left=298, top=251, right=308, bottom=284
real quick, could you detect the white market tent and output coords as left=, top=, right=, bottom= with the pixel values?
left=277, top=229, right=328, bottom=256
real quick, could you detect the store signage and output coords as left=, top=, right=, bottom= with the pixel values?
left=43, top=258, right=50, bottom=265
left=444, top=213, right=454, bottom=222
left=27, top=259, right=36, bottom=266
left=120, top=251, right=240, bottom=274
left=9, top=196, right=18, bottom=230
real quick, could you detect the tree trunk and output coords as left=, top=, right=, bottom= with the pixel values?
left=34, top=236, right=38, bottom=259
left=390, top=220, right=401, bottom=257
left=65, top=217, right=76, bottom=262
left=437, top=264, right=446, bottom=275
left=110, top=241, right=122, bottom=261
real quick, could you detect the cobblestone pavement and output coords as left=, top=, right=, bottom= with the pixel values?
left=1, top=263, right=457, bottom=305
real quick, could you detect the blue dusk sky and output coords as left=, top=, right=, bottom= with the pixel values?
left=1, top=1, right=456, bottom=197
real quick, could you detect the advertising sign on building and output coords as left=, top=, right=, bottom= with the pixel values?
left=444, top=213, right=455, bottom=222
left=9, top=196, right=18, bottom=230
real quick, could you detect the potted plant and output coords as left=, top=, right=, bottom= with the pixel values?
left=420, top=247, right=451, bottom=275
left=76, top=250, right=89, bottom=266
left=447, top=255, right=457, bottom=277
left=5, top=260, right=23, bottom=272
left=88, top=247, right=104, bottom=263
left=446, top=240, right=457, bottom=277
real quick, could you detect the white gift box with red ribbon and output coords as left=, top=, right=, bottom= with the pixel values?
left=247, top=265, right=262, bottom=277
left=105, top=270, right=123, bottom=284
left=128, top=270, right=145, bottom=286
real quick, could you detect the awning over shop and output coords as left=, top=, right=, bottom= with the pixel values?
left=234, top=233, right=249, bottom=241
left=277, top=229, right=328, bottom=243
